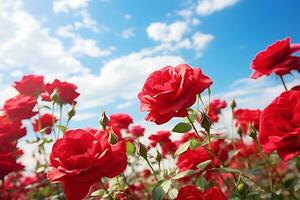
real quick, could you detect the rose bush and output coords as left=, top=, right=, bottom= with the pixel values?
left=1, top=38, right=300, bottom=200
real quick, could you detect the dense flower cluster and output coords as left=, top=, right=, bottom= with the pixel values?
left=1, top=37, right=300, bottom=200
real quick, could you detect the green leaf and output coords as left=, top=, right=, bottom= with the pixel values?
left=174, top=141, right=190, bottom=157
left=56, top=125, right=67, bottom=133
left=220, top=167, right=241, bottom=174
left=172, top=170, right=195, bottom=180
left=196, top=175, right=207, bottom=189
left=152, top=180, right=172, bottom=200
left=126, top=141, right=135, bottom=155
left=90, top=189, right=105, bottom=197
left=283, top=177, right=299, bottom=189
left=189, top=138, right=201, bottom=150
left=197, top=160, right=212, bottom=171
left=172, top=122, right=192, bottom=133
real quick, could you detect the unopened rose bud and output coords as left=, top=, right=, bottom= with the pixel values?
left=237, top=178, right=248, bottom=196
left=68, top=103, right=76, bottom=119
left=230, top=99, right=237, bottom=110
left=247, top=124, right=257, bottom=139
left=137, top=142, right=148, bottom=160
left=200, top=111, right=212, bottom=134
left=99, top=111, right=109, bottom=130
left=237, top=126, right=243, bottom=138
left=108, top=131, right=118, bottom=144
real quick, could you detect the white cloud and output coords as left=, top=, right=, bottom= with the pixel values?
left=120, top=27, right=135, bottom=39
left=124, top=14, right=132, bottom=20
left=53, top=0, right=88, bottom=13
left=70, top=53, right=185, bottom=110
left=70, top=37, right=112, bottom=57
left=0, top=0, right=88, bottom=78
left=192, top=32, right=214, bottom=56
left=73, top=9, right=101, bottom=32
left=196, top=0, right=239, bottom=16
left=147, top=21, right=188, bottom=43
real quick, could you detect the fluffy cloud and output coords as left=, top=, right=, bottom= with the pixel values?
left=120, top=27, right=135, bottom=39
left=147, top=21, right=188, bottom=43
left=196, top=0, right=239, bottom=15
left=0, top=0, right=88, bottom=78
left=192, top=32, right=214, bottom=56
left=71, top=53, right=186, bottom=110
left=53, top=0, right=88, bottom=13
left=124, top=14, right=132, bottom=20
left=70, top=37, right=112, bottom=57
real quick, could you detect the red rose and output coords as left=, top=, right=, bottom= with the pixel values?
left=47, top=128, right=127, bottom=200
left=207, top=99, right=227, bottom=123
left=109, top=113, right=133, bottom=129
left=251, top=37, right=300, bottom=79
left=138, top=64, right=212, bottom=124
left=177, top=138, right=231, bottom=171
left=3, top=94, right=37, bottom=121
left=13, top=75, right=45, bottom=96
left=129, top=125, right=145, bottom=137
left=0, top=142, right=23, bottom=179
left=234, top=109, right=261, bottom=134
left=32, top=113, right=57, bottom=135
left=258, top=89, right=300, bottom=161
left=148, top=131, right=176, bottom=156
left=175, top=185, right=227, bottom=200
left=0, top=115, right=26, bottom=144
left=43, top=79, right=79, bottom=104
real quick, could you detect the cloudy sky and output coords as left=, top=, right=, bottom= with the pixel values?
left=1, top=0, right=300, bottom=133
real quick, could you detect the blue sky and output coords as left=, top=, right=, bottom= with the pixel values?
left=1, top=0, right=300, bottom=132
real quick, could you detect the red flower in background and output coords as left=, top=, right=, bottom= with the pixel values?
left=175, top=185, right=227, bottom=200
left=108, top=113, right=133, bottom=135
left=234, top=109, right=261, bottom=134
left=251, top=37, right=300, bottom=79
left=258, top=88, right=300, bottom=161
left=138, top=64, right=212, bottom=125
left=207, top=99, right=227, bottom=123
left=0, top=142, right=23, bottom=179
left=0, top=115, right=26, bottom=143
left=3, top=94, right=37, bottom=121
left=47, top=128, right=127, bottom=200
left=129, top=124, right=145, bottom=137
left=13, top=75, right=45, bottom=96
left=33, top=113, right=57, bottom=135
left=148, top=131, right=177, bottom=156
left=43, top=79, right=79, bottom=104
left=177, top=137, right=231, bottom=171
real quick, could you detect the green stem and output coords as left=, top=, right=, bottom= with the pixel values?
left=279, top=76, right=288, bottom=91
left=99, top=179, right=114, bottom=200
left=122, top=173, right=138, bottom=200
left=145, top=158, right=159, bottom=182
left=187, top=115, right=201, bottom=139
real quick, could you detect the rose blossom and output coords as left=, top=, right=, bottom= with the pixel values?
left=138, top=64, right=212, bottom=124
left=13, top=75, right=45, bottom=96
left=258, top=88, right=300, bottom=161
left=108, top=113, right=133, bottom=135
left=148, top=130, right=177, bottom=156
left=32, top=113, right=57, bottom=135
left=3, top=94, right=37, bottom=121
left=0, top=115, right=26, bottom=143
left=207, top=99, right=227, bottom=123
left=175, top=185, right=227, bottom=200
left=129, top=124, right=145, bottom=137
left=43, top=79, right=79, bottom=105
left=234, top=109, right=261, bottom=134
left=47, top=128, right=127, bottom=200
left=250, top=37, right=300, bottom=79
